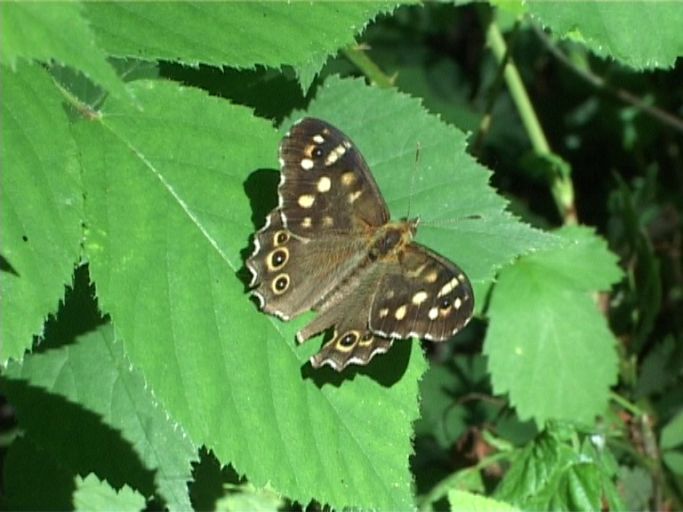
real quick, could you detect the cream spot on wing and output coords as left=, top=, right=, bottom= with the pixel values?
left=379, top=308, right=389, bottom=318
left=394, top=305, right=407, bottom=320
left=425, top=271, right=438, bottom=283
left=386, top=290, right=395, bottom=299
left=322, top=216, right=334, bottom=227
left=325, top=144, right=347, bottom=166
left=343, top=140, right=351, bottom=149
left=301, top=217, right=312, bottom=228
left=348, top=190, right=362, bottom=203
left=317, top=176, right=331, bottom=193
left=301, top=158, right=314, bottom=170
left=454, top=297, right=462, bottom=309
left=298, top=194, right=315, bottom=208
left=407, top=262, right=428, bottom=278
left=313, top=134, right=325, bottom=144
left=428, top=307, right=439, bottom=320
left=412, top=291, right=428, bottom=305
left=341, top=172, right=356, bottom=186
left=278, top=157, right=285, bottom=168
left=437, top=277, right=459, bottom=297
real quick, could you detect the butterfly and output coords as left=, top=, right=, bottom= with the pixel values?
left=247, top=118, right=474, bottom=371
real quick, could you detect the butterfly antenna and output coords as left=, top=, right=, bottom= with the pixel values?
left=406, top=142, right=421, bottom=220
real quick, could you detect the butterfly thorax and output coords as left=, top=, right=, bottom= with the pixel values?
left=367, top=220, right=417, bottom=263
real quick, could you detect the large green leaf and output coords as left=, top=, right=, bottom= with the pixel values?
left=0, top=2, right=128, bottom=100
left=527, top=1, right=683, bottom=70
left=75, top=78, right=424, bottom=510
left=73, top=73, right=554, bottom=509
left=485, top=226, right=622, bottom=425
left=2, top=325, right=196, bottom=510
left=1, top=63, right=83, bottom=364
left=82, top=2, right=398, bottom=90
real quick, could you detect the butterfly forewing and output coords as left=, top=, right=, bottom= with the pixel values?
left=278, top=118, right=389, bottom=236
left=247, top=209, right=369, bottom=320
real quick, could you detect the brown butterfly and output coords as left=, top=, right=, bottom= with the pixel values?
left=247, top=118, right=474, bottom=371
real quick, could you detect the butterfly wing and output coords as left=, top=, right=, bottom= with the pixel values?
left=369, top=243, right=474, bottom=341
left=294, top=263, right=395, bottom=371
left=247, top=209, right=369, bottom=320
left=278, top=118, right=389, bottom=236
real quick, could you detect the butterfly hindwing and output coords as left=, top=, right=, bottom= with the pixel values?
left=278, top=118, right=390, bottom=235
left=369, top=243, right=474, bottom=341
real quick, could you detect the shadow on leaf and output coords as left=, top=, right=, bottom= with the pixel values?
left=237, top=168, right=279, bottom=293
left=300, top=337, right=412, bottom=388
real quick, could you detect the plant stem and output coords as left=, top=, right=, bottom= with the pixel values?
left=485, top=20, right=577, bottom=225
left=342, top=45, right=394, bottom=89
left=610, top=391, right=645, bottom=417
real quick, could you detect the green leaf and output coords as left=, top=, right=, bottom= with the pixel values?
left=74, top=474, right=146, bottom=512
left=0, top=3, right=128, bottom=101
left=661, top=411, right=683, bottom=450
left=215, top=483, right=283, bottom=512
left=448, top=490, right=520, bottom=512
left=74, top=77, right=428, bottom=510
left=1, top=63, right=83, bottom=364
left=485, top=225, right=622, bottom=425
left=663, top=451, right=683, bottom=476
left=618, top=466, right=652, bottom=511
left=527, top=1, right=683, bottom=70
left=2, top=324, right=196, bottom=510
left=291, top=76, right=558, bottom=302
left=495, top=428, right=622, bottom=511
left=415, top=356, right=493, bottom=449
left=82, top=2, right=398, bottom=91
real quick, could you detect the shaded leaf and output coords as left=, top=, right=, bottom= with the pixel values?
left=2, top=324, right=196, bottom=510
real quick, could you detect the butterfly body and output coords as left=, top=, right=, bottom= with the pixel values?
left=247, top=118, right=474, bottom=371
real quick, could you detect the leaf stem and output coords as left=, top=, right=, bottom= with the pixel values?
left=485, top=19, right=577, bottom=225
left=342, top=45, right=395, bottom=89
left=609, top=391, right=644, bottom=417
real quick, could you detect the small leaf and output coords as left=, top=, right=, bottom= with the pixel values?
left=448, top=490, right=520, bottom=512
left=74, top=474, right=146, bottom=512
left=485, top=226, right=621, bottom=424
left=495, top=428, right=622, bottom=511
left=661, top=411, right=683, bottom=450
left=663, top=451, right=683, bottom=476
